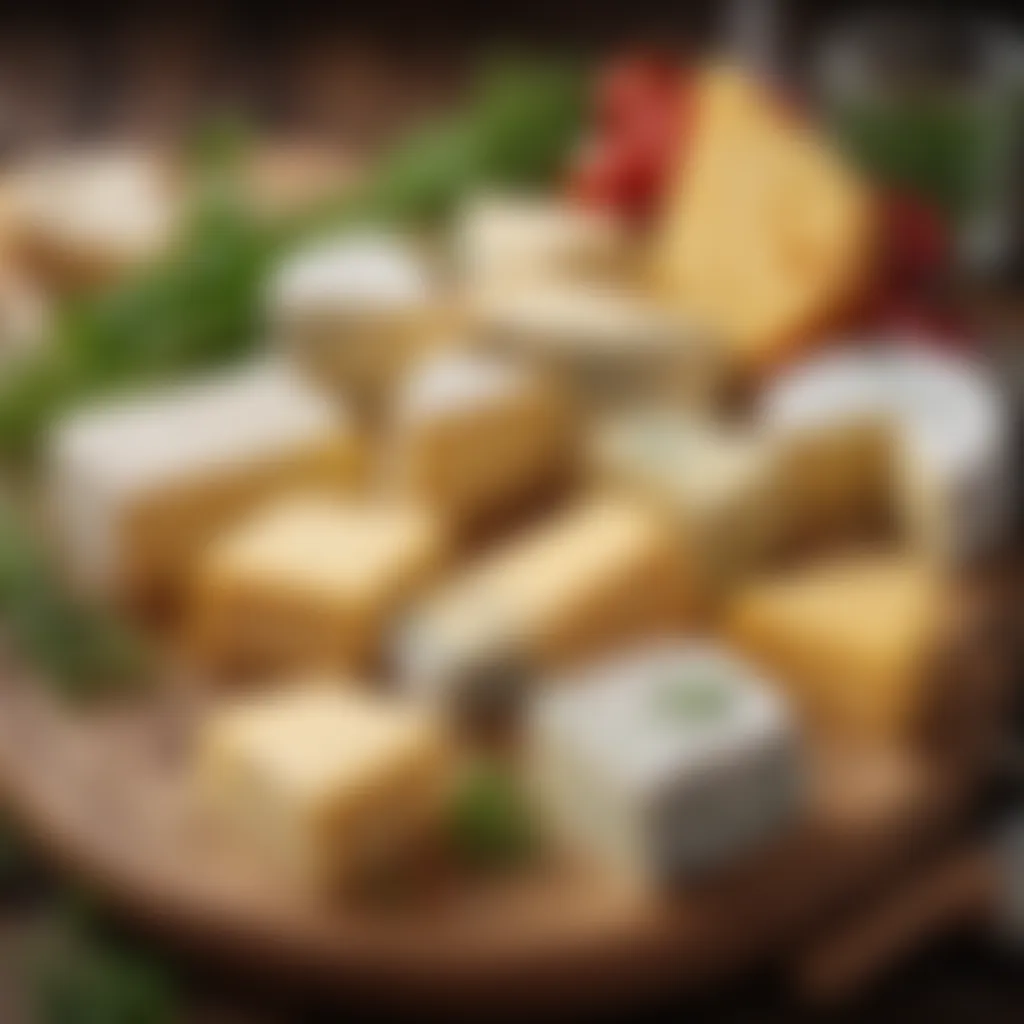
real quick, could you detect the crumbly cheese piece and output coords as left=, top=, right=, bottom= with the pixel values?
left=396, top=496, right=691, bottom=715
left=763, top=345, right=1011, bottom=563
left=454, top=193, right=625, bottom=293
left=8, top=151, right=174, bottom=289
left=270, top=232, right=447, bottom=411
left=592, top=411, right=784, bottom=603
left=387, top=351, right=575, bottom=529
left=47, top=360, right=361, bottom=600
left=529, top=642, right=801, bottom=885
left=191, top=496, right=445, bottom=672
left=651, top=64, right=875, bottom=377
left=471, top=282, right=717, bottom=410
left=726, top=556, right=945, bottom=744
left=196, top=683, right=450, bottom=890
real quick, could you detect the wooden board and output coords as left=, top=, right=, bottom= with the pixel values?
left=0, top=571, right=1015, bottom=1017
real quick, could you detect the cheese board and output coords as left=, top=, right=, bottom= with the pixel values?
left=0, top=50, right=1019, bottom=1016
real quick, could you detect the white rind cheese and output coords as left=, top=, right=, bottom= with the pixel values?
left=528, top=642, right=802, bottom=885
left=48, top=359, right=360, bottom=599
left=196, top=682, right=450, bottom=890
left=763, top=344, right=1011, bottom=563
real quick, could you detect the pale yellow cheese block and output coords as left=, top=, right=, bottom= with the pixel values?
left=386, top=352, right=576, bottom=531
left=651, top=64, right=875, bottom=378
left=191, top=496, right=447, bottom=673
left=726, top=556, right=946, bottom=745
left=196, top=683, right=450, bottom=891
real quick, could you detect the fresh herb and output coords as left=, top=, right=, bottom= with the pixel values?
left=656, top=675, right=732, bottom=723
left=447, top=762, right=537, bottom=870
left=0, top=503, right=144, bottom=699
left=28, top=902, right=179, bottom=1024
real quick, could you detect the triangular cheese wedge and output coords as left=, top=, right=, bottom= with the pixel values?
left=653, top=64, right=875, bottom=377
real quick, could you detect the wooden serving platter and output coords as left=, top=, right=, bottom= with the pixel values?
left=0, top=570, right=1015, bottom=1017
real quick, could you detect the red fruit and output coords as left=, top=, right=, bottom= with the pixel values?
left=596, top=52, right=680, bottom=135
left=880, top=191, right=951, bottom=285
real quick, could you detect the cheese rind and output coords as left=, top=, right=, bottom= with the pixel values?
left=387, top=351, right=574, bottom=529
left=196, top=683, right=450, bottom=890
left=47, top=360, right=361, bottom=600
left=528, top=642, right=802, bottom=885
left=652, top=64, right=875, bottom=377
left=192, top=496, right=445, bottom=672
left=396, top=496, right=691, bottom=714
left=270, top=232, right=446, bottom=411
left=471, top=283, right=717, bottom=411
left=726, top=556, right=945, bottom=744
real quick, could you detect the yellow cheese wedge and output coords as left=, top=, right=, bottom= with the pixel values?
left=191, top=496, right=446, bottom=673
left=196, top=683, right=450, bottom=890
left=652, top=64, right=875, bottom=378
left=726, top=556, right=945, bottom=745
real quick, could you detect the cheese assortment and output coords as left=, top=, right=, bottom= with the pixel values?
left=727, top=556, right=946, bottom=746
left=47, top=361, right=361, bottom=601
left=386, top=350, right=574, bottom=529
left=471, top=283, right=717, bottom=410
left=652, top=64, right=875, bottom=378
left=592, top=410, right=784, bottom=601
left=454, top=193, right=625, bottom=294
left=196, top=682, right=450, bottom=890
left=9, top=54, right=1007, bottom=906
left=270, top=232, right=446, bottom=412
left=396, top=496, right=691, bottom=716
left=763, top=345, right=1012, bottom=564
left=191, top=495, right=445, bottom=672
left=529, top=643, right=801, bottom=884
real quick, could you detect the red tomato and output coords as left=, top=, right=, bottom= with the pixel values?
left=596, top=52, right=680, bottom=135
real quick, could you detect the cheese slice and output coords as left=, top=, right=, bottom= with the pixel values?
left=726, top=556, right=946, bottom=745
left=397, top=496, right=691, bottom=714
left=196, top=682, right=450, bottom=890
left=47, top=360, right=361, bottom=601
left=191, top=496, right=446, bottom=673
left=652, top=64, right=875, bottom=377
left=387, top=351, right=575, bottom=530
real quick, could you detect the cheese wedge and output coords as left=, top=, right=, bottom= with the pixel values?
left=48, top=360, right=361, bottom=602
left=726, top=556, right=946, bottom=745
left=196, top=683, right=450, bottom=890
left=652, top=64, right=875, bottom=377
left=387, top=351, right=575, bottom=530
left=191, top=496, right=446, bottom=673
left=397, top=495, right=691, bottom=715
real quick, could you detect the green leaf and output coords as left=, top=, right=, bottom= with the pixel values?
left=447, top=762, right=537, bottom=870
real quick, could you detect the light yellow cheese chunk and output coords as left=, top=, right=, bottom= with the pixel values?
left=726, top=556, right=945, bottom=745
left=192, top=496, right=446, bottom=673
left=387, top=352, right=575, bottom=530
left=592, top=412, right=784, bottom=605
left=196, top=683, right=450, bottom=890
left=652, top=64, right=875, bottom=378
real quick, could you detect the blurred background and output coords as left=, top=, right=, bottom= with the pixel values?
left=0, top=1, right=1022, bottom=1021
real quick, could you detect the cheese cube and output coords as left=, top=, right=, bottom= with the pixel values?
left=47, top=360, right=360, bottom=601
left=471, top=283, right=717, bottom=411
left=726, top=556, right=946, bottom=745
left=387, top=351, right=575, bottom=529
left=652, top=64, right=875, bottom=377
left=270, top=232, right=447, bottom=411
left=196, top=683, right=450, bottom=890
left=9, top=151, right=174, bottom=290
left=529, top=642, right=802, bottom=885
left=763, top=345, right=1012, bottom=563
left=192, top=496, right=445, bottom=672
left=454, top=194, right=625, bottom=293
left=396, top=496, right=691, bottom=716
left=592, top=411, right=784, bottom=602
